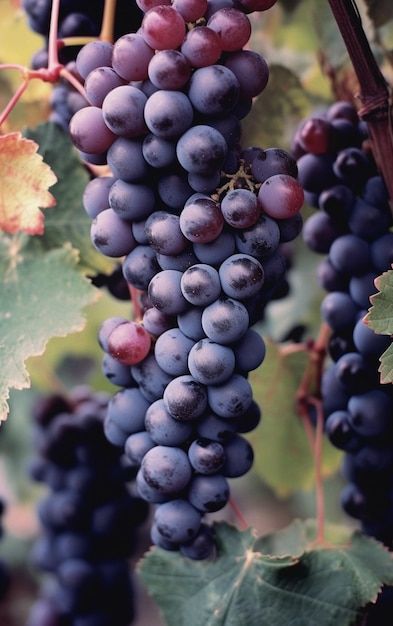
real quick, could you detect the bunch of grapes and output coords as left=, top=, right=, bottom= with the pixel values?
left=27, top=386, right=148, bottom=626
left=294, top=102, right=393, bottom=548
left=68, top=0, right=305, bottom=559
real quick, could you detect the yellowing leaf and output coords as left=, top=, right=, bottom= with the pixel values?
left=0, top=132, right=57, bottom=235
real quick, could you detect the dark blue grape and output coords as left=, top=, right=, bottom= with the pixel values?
left=207, top=374, right=253, bottom=419
left=320, top=291, right=359, bottom=331
left=141, top=445, right=192, bottom=494
left=145, top=399, right=193, bottom=446
left=329, top=234, right=370, bottom=276
left=179, top=523, right=216, bottom=560
left=180, top=264, right=221, bottom=306
left=153, top=499, right=201, bottom=543
left=187, top=65, right=239, bottom=116
left=131, top=354, right=173, bottom=403
left=163, top=375, right=208, bottom=421
left=176, top=125, right=227, bottom=175
left=187, top=473, right=229, bottom=512
left=145, top=211, right=188, bottom=255
left=144, top=90, right=194, bottom=138
left=347, top=390, right=393, bottom=438
left=109, top=179, right=155, bottom=221
left=154, top=328, right=194, bottom=376
left=325, top=410, right=363, bottom=452
left=122, top=244, right=160, bottom=290
left=188, top=438, right=225, bottom=474
left=142, top=133, right=177, bottom=169
left=202, top=296, right=249, bottom=344
left=219, top=253, right=264, bottom=299
left=188, top=338, right=235, bottom=385
left=221, top=433, right=254, bottom=477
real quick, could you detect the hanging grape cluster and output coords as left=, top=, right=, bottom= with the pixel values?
left=66, top=0, right=305, bottom=558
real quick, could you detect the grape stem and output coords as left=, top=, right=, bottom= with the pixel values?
left=294, top=323, right=331, bottom=546
left=229, top=497, right=249, bottom=531
left=100, top=0, right=118, bottom=43
left=0, top=0, right=89, bottom=127
left=328, top=0, right=393, bottom=213
left=128, top=285, right=144, bottom=323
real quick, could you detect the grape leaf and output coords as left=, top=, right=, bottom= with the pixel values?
left=138, top=520, right=393, bottom=626
left=0, top=235, right=99, bottom=421
left=0, top=132, right=57, bottom=235
left=23, top=122, right=115, bottom=275
left=241, top=64, right=311, bottom=151
left=364, top=270, right=393, bottom=336
left=377, top=344, right=393, bottom=384
left=248, top=340, right=341, bottom=497
left=364, top=269, right=393, bottom=383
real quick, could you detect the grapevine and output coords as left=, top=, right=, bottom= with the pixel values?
left=1, top=1, right=393, bottom=625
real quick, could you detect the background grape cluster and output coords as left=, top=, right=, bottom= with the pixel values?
left=26, top=386, right=148, bottom=626
left=294, top=102, right=393, bottom=622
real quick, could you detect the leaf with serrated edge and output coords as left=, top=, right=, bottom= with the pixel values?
left=23, top=122, right=114, bottom=275
left=0, top=132, right=57, bottom=235
left=364, top=271, right=393, bottom=382
left=378, top=343, right=393, bottom=384
left=138, top=520, right=393, bottom=626
left=365, top=270, right=393, bottom=336
left=0, top=235, right=99, bottom=421
left=248, top=340, right=341, bottom=497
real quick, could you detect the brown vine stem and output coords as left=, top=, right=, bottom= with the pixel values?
left=328, top=0, right=393, bottom=213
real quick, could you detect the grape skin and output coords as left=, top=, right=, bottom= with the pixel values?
left=66, top=0, right=305, bottom=563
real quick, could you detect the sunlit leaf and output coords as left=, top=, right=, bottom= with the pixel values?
left=23, top=122, right=115, bottom=274
left=0, top=132, right=57, bottom=235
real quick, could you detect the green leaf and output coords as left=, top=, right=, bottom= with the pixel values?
left=377, top=343, right=393, bottom=384
left=363, top=0, right=393, bottom=28
left=241, top=64, right=311, bottom=151
left=0, top=234, right=99, bottom=421
left=248, top=340, right=341, bottom=497
left=138, top=520, right=393, bottom=626
left=365, top=269, right=393, bottom=336
left=364, top=270, right=393, bottom=383
left=23, top=122, right=114, bottom=275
